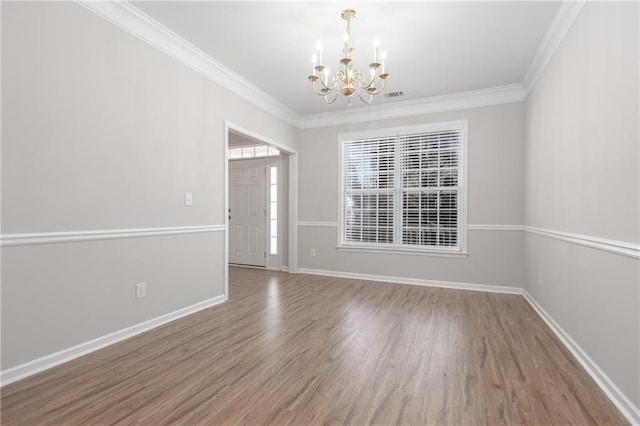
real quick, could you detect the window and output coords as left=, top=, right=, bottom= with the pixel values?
left=268, top=146, right=280, bottom=156
left=229, top=148, right=242, bottom=159
left=269, top=166, right=278, bottom=255
left=228, top=145, right=279, bottom=159
left=255, top=145, right=268, bottom=157
left=340, top=121, right=466, bottom=254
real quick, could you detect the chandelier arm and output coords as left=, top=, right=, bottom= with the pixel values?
left=360, top=79, right=369, bottom=89
left=310, top=80, right=330, bottom=96
left=362, top=74, right=376, bottom=90
left=352, top=69, right=367, bottom=88
left=325, top=92, right=338, bottom=104
left=357, top=90, right=374, bottom=104
left=366, top=76, right=387, bottom=96
left=310, top=74, right=340, bottom=96
left=375, top=76, right=388, bottom=94
left=321, top=75, right=338, bottom=91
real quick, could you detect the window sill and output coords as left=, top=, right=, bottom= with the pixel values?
left=336, top=244, right=469, bottom=258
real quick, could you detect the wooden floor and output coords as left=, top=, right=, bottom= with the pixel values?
left=1, top=267, right=627, bottom=425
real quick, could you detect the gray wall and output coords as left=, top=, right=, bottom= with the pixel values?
left=524, top=1, right=639, bottom=408
left=298, top=102, right=525, bottom=287
left=1, top=2, right=297, bottom=370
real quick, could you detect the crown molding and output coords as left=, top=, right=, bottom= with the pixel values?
left=75, top=0, right=300, bottom=128
left=522, top=0, right=587, bottom=96
left=75, top=0, right=582, bottom=130
left=298, top=84, right=525, bottom=130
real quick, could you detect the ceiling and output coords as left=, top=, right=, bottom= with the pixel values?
left=131, top=1, right=561, bottom=116
left=228, top=131, right=264, bottom=148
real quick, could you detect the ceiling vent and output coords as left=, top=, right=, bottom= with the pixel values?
left=384, top=91, right=404, bottom=98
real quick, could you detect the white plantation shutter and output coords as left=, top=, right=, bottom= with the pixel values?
left=400, top=129, right=462, bottom=248
left=342, top=136, right=396, bottom=244
left=341, top=123, right=464, bottom=251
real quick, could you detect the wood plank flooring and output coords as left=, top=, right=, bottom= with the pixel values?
left=1, top=267, right=627, bottom=424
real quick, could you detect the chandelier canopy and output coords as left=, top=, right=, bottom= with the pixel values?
left=308, top=9, right=389, bottom=105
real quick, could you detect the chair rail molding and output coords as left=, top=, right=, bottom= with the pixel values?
left=0, top=225, right=225, bottom=247
left=467, top=224, right=524, bottom=231
left=297, top=221, right=339, bottom=227
left=524, top=226, right=640, bottom=259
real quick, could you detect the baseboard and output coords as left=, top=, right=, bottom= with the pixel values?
left=523, top=290, right=640, bottom=425
left=0, top=295, right=226, bottom=387
left=297, top=267, right=522, bottom=295
left=229, top=264, right=266, bottom=270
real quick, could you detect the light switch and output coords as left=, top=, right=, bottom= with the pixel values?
left=185, top=192, right=193, bottom=206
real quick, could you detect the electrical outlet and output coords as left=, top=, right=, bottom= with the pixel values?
left=184, top=192, right=193, bottom=206
left=310, top=248, right=316, bottom=257
left=136, top=282, right=146, bottom=299
left=537, top=272, right=543, bottom=286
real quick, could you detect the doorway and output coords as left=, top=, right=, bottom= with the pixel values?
left=225, top=126, right=291, bottom=271
left=223, top=121, right=298, bottom=299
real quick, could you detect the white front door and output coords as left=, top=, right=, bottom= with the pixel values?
left=229, top=158, right=266, bottom=266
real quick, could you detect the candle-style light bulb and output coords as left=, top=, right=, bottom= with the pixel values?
left=316, top=42, right=323, bottom=66
left=323, top=67, right=330, bottom=86
left=380, top=51, right=387, bottom=74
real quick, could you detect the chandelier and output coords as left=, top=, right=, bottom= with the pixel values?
left=308, top=9, right=389, bottom=105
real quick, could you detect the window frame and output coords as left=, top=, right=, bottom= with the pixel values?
left=337, top=120, right=468, bottom=257
left=269, top=165, right=278, bottom=255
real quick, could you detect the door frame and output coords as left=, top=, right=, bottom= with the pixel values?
left=223, top=121, right=298, bottom=300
